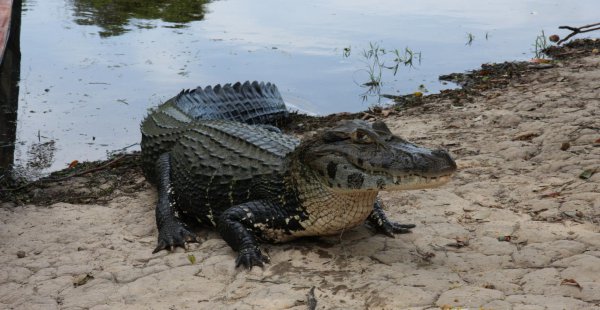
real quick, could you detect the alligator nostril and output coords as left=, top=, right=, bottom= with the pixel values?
left=432, top=149, right=448, bottom=157
left=433, top=149, right=457, bottom=170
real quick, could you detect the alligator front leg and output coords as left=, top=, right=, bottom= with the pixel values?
left=367, top=199, right=416, bottom=237
left=218, top=201, right=282, bottom=269
left=152, top=153, right=198, bottom=253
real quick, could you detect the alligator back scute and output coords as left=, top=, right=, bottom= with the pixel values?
left=141, top=81, right=290, bottom=184
left=169, top=121, right=299, bottom=210
left=174, top=81, right=288, bottom=125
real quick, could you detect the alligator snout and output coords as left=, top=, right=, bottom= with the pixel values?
left=387, top=140, right=457, bottom=177
left=431, top=148, right=457, bottom=174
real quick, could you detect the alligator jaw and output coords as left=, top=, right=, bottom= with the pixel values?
left=389, top=173, right=454, bottom=190
left=324, top=171, right=455, bottom=193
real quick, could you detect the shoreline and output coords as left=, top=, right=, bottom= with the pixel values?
left=2, top=39, right=600, bottom=189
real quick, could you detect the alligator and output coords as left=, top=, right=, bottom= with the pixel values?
left=141, top=81, right=456, bottom=268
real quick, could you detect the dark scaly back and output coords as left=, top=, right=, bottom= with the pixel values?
left=174, top=81, right=288, bottom=125
left=141, top=81, right=289, bottom=183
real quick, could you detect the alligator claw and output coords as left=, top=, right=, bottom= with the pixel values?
left=152, top=223, right=198, bottom=254
left=235, top=247, right=269, bottom=269
left=368, top=201, right=416, bottom=237
left=376, top=221, right=416, bottom=237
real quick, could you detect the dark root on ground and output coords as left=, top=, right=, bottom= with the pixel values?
left=1, top=153, right=147, bottom=206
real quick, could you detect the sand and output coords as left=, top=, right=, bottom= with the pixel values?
left=1, top=52, right=599, bottom=309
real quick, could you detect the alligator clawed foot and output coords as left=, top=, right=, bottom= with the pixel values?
left=236, top=246, right=270, bottom=269
left=375, top=221, right=416, bottom=237
left=368, top=201, right=417, bottom=237
left=152, top=223, right=198, bottom=254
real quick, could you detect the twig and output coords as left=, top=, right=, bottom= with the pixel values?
left=557, top=22, right=600, bottom=45
left=57, top=154, right=132, bottom=180
left=307, top=287, right=317, bottom=310
left=246, top=278, right=284, bottom=285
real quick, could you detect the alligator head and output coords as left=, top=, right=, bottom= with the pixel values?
left=295, top=119, right=456, bottom=192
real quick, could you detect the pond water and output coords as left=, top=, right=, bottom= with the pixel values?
left=7, top=0, right=600, bottom=178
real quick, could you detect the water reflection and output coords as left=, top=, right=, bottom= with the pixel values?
left=0, top=0, right=22, bottom=180
left=69, top=0, right=211, bottom=37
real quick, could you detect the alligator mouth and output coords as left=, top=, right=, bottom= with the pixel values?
left=389, top=173, right=454, bottom=190
left=323, top=167, right=455, bottom=193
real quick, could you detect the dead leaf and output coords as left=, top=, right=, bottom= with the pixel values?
left=561, top=278, right=582, bottom=289
left=446, top=237, right=469, bottom=248
left=513, top=132, right=540, bottom=141
left=541, top=192, right=561, bottom=198
left=498, top=235, right=512, bottom=242
left=562, top=211, right=581, bottom=219
left=361, top=113, right=375, bottom=120
left=579, top=168, right=596, bottom=179
left=531, top=58, right=552, bottom=64
left=381, top=109, right=394, bottom=117
left=73, top=273, right=94, bottom=287
left=370, top=106, right=382, bottom=114
left=68, top=160, right=79, bottom=169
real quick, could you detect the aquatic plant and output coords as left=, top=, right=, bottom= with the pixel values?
left=466, top=32, right=475, bottom=46
left=533, top=30, right=549, bottom=58
left=344, top=42, right=421, bottom=104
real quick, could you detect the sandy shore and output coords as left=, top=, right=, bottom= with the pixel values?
left=1, top=46, right=599, bottom=309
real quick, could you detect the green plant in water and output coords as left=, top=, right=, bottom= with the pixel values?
left=343, top=46, right=352, bottom=58
left=389, top=47, right=422, bottom=74
left=346, top=42, right=421, bottom=103
left=466, top=32, right=475, bottom=45
left=360, top=42, right=386, bottom=88
left=533, top=30, right=549, bottom=59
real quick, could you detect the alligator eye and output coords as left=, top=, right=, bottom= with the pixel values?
left=322, top=131, right=347, bottom=142
left=351, top=130, right=373, bottom=143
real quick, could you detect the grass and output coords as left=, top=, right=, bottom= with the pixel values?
left=342, top=42, right=422, bottom=104
left=466, top=32, right=475, bottom=45
left=533, top=30, right=549, bottom=59
left=343, top=46, right=351, bottom=57
left=346, top=42, right=421, bottom=92
left=360, top=42, right=386, bottom=87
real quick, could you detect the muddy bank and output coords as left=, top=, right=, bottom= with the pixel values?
left=1, top=40, right=599, bottom=309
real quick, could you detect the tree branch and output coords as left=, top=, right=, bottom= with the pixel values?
left=557, top=22, right=600, bottom=45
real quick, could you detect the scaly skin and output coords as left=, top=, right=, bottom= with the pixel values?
left=140, top=81, right=457, bottom=268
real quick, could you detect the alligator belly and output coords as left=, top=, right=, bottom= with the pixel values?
left=261, top=190, right=380, bottom=242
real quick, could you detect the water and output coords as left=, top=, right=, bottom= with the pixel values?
left=8, top=0, right=600, bottom=177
